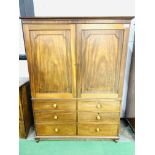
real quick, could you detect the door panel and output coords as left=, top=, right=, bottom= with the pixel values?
left=77, top=24, right=124, bottom=98
left=23, top=24, right=76, bottom=98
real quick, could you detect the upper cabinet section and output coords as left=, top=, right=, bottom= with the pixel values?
left=22, top=24, right=76, bottom=98
left=21, top=17, right=132, bottom=99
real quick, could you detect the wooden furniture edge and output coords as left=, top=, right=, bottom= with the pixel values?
left=31, top=98, right=122, bottom=101
left=20, top=16, right=134, bottom=24
left=35, top=136, right=119, bottom=140
left=20, top=16, right=134, bottom=20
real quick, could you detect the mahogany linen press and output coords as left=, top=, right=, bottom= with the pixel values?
left=21, top=17, right=133, bottom=141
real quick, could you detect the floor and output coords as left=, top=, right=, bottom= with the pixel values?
left=19, top=120, right=135, bottom=155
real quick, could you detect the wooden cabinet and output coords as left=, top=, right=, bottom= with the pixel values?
left=19, top=79, right=33, bottom=138
left=21, top=17, right=133, bottom=140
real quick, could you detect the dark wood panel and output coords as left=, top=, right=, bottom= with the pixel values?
left=19, top=82, right=32, bottom=138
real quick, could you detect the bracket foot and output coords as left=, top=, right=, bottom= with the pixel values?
left=35, top=138, right=40, bottom=143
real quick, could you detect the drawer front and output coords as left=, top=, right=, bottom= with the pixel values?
left=36, top=123, right=76, bottom=136
left=78, top=100, right=120, bottom=112
left=78, top=112, right=120, bottom=124
left=78, top=124, right=118, bottom=136
left=33, top=100, right=76, bottom=111
left=34, top=112, right=76, bottom=122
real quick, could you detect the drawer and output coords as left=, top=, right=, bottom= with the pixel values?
left=34, top=112, right=76, bottom=123
left=78, top=124, right=118, bottom=136
left=78, top=112, right=120, bottom=124
left=36, top=123, right=76, bottom=136
left=33, top=100, right=76, bottom=111
left=78, top=100, right=120, bottom=112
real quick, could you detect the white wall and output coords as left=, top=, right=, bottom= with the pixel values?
left=19, top=20, right=29, bottom=77
left=19, top=60, right=29, bottom=78
left=19, top=21, right=25, bottom=55
left=33, top=0, right=134, bottom=16
left=19, top=0, right=135, bottom=117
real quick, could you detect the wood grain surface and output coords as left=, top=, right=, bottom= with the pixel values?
left=23, top=24, right=76, bottom=98
left=22, top=18, right=131, bottom=139
left=34, top=111, right=76, bottom=123
left=77, top=24, right=124, bottom=98
left=36, top=123, right=76, bottom=136
left=78, top=124, right=118, bottom=136
left=33, top=100, right=76, bottom=111
left=78, top=112, right=120, bottom=124
left=78, top=100, right=120, bottom=112
left=19, top=83, right=32, bottom=138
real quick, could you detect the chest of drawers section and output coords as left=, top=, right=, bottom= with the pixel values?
left=33, top=100, right=77, bottom=136
left=77, top=99, right=120, bottom=137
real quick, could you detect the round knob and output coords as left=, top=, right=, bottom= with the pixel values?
left=54, top=128, right=59, bottom=132
left=53, top=104, right=57, bottom=108
left=96, top=128, right=100, bottom=132
left=54, top=115, right=58, bottom=120
left=96, top=104, right=101, bottom=109
left=96, top=115, right=101, bottom=120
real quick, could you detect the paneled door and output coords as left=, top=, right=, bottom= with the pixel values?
left=77, top=24, right=129, bottom=99
left=23, top=24, right=76, bottom=99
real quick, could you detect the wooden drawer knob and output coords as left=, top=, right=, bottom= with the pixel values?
left=54, top=128, right=59, bottom=132
left=53, top=104, right=57, bottom=108
left=54, top=115, right=58, bottom=120
left=96, top=104, right=101, bottom=109
left=96, top=115, right=101, bottom=120
left=96, top=128, right=100, bottom=132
